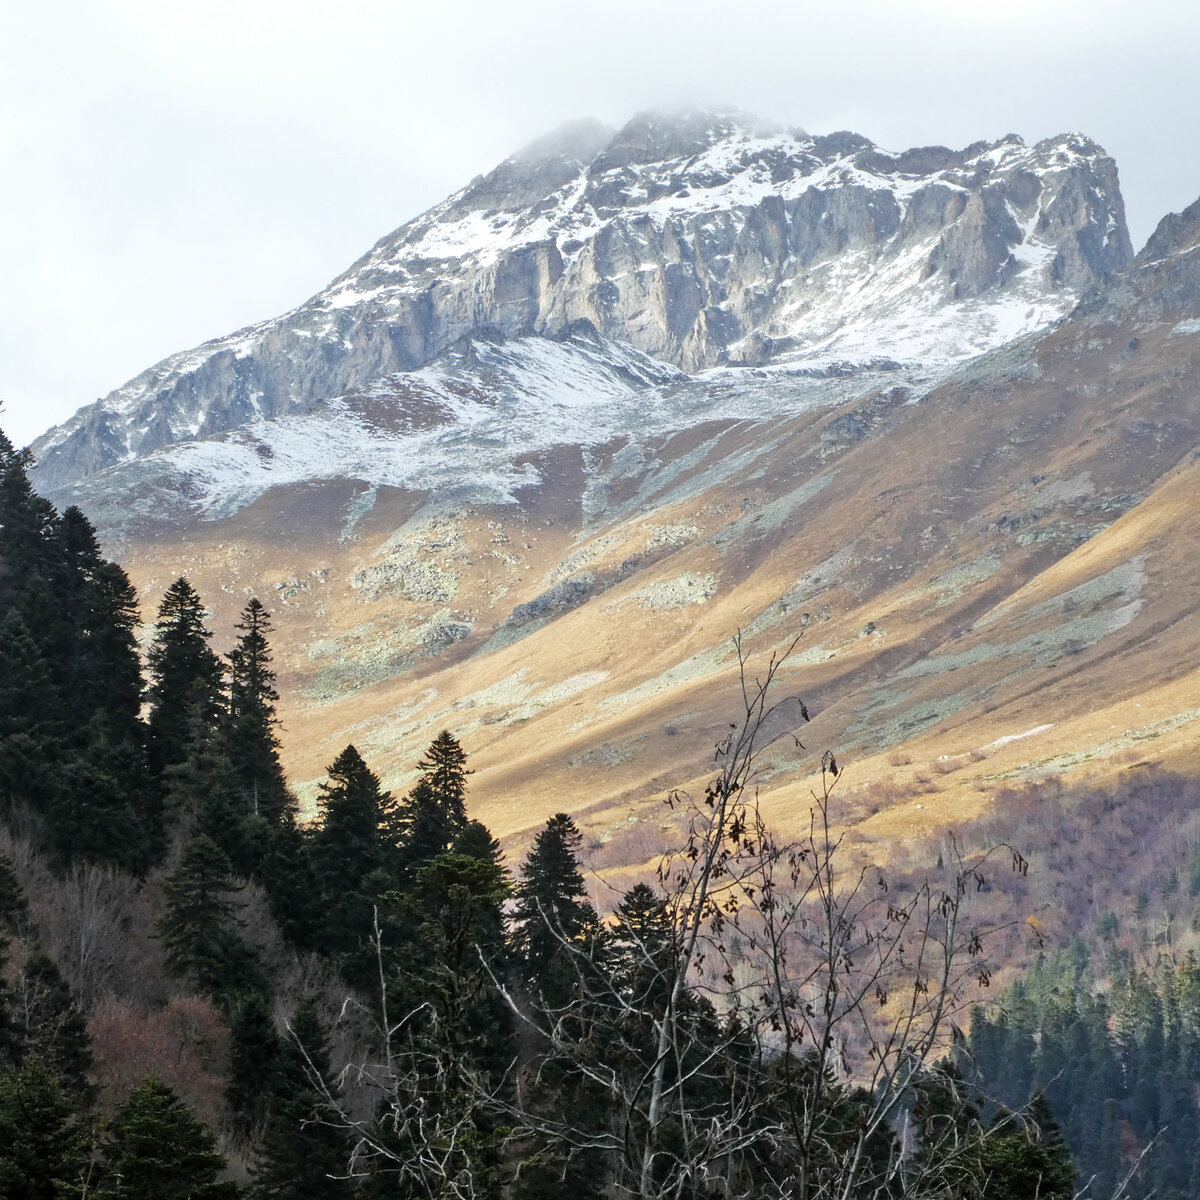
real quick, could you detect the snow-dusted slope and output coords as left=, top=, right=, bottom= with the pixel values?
left=48, top=326, right=926, bottom=537
left=31, top=109, right=1132, bottom=495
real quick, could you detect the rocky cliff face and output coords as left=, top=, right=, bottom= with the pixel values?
left=31, top=109, right=1131, bottom=494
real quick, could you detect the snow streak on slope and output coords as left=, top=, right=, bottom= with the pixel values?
left=66, top=329, right=925, bottom=530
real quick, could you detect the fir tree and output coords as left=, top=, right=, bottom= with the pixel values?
left=0, top=1060, right=97, bottom=1200
left=0, top=429, right=61, bottom=627
left=0, top=608, right=62, bottom=818
left=159, top=834, right=261, bottom=1003
left=511, top=812, right=600, bottom=1005
left=309, top=745, right=399, bottom=964
left=395, top=732, right=472, bottom=875
left=226, top=992, right=281, bottom=1137
left=250, top=997, right=350, bottom=1200
left=396, top=778, right=458, bottom=871
left=225, top=599, right=293, bottom=828
left=55, top=713, right=153, bottom=872
left=607, top=882, right=677, bottom=1010
left=100, top=1076, right=235, bottom=1199
left=18, top=951, right=96, bottom=1102
left=0, top=851, right=29, bottom=935
left=387, top=848, right=512, bottom=1081
left=146, top=578, right=225, bottom=787
left=415, top=730, right=471, bottom=826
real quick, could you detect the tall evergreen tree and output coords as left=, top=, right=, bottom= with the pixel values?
left=0, top=608, right=62, bottom=818
left=100, top=1076, right=235, bottom=1199
left=0, top=429, right=61, bottom=629
left=159, top=834, right=260, bottom=1003
left=0, top=1061, right=97, bottom=1200
left=415, top=730, right=471, bottom=826
left=17, top=951, right=96, bottom=1101
left=395, top=732, right=472, bottom=875
left=226, top=992, right=282, bottom=1137
left=309, top=745, right=399, bottom=964
left=225, top=599, right=293, bottom=828
left=146, top=579, right=225, bottom=788
left=250, top=997, right=351, bottom=1200
left=511, top=812, right=600, bottom=1005
left=387, top=847, right=513, bottom=1081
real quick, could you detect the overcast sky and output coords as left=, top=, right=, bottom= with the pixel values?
left=2, top=0, right=1197, bottom=448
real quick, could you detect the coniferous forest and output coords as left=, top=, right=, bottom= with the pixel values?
left=1, top=419, right=1197, bottom=1199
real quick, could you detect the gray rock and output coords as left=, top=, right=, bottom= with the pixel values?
left=30, top=110, right=1134, bottom=495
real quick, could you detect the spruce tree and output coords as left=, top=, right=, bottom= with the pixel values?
left=396, top=778, right=458, bottom=871
left=100, top=1076, right=235, bottom=1199
left=310, top=745, right=399, bottom=964
left=607, top=882, right=677, bottom=1011
left=55, top=714, right=153, bottom=872
left=226, top=992, right=281, bottom=1137
left=146, top=579, right=225, bottom=787
left=18, top=951, right=96, bottom=1102
left=388, top=848, right=512, bottom=1081
left=0, top=851, right=29, bottom=935
left=250, top=997, right=350, bottom=1199
left=159, top=834, right=260, bottom=1003
left=0, top=429, right=62, bottom=627
left=0, top=1060, right=96, bottom=1200
left=225, top=599, right=293, bottom=828
left=0, top=608, right=62, bottom=818
left=415, top=730, right=471, bottom=826
left=511, top=813, right=600, bottom=1005
left=395, top=732, right=472, bottom=875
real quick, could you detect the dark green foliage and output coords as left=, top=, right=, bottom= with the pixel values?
left=0, top=438, right=153, bottom=868
left=969, top=1119, right=1076, bottom=1200
left=226, top=599, right=294, bottom=829
left=415, top=730, right=471, bottom=826
left=309, top=745, right=399, bottom=969
left=606, top=882, right=676, bottom=1010
left=0, top=608, right=62, bottom=817
left=55, top=713, right=153, bottom=872
left=511, top=812, right=600, bottom=1006
left=394, top=732, right=472, bottom=876
left=396, top=778, right=458, bottom=871
left=250, top=997, right=350, bottom=1200
left=18, top=951, right=96, bottom=1101
left=967, top=953, right=1200, bottom=1200
left=0, top=857, right=27, bottom=1067
left=385, top=850, right=513, bottom=1081
left=159, top=834, right=261, bottom=1004
left=100, top=1076, right=236, bottom=1199
left=146, top=578, right=225, bottom=787
left=454, top=819, right=503, bottom=863
left=0, top=1061, right=97, bottom=1200
left=0, top=851, right=29, bottom=935
left=226, top=992, right=282, bottom=1136
left=256, top=821, right=322, bottom=951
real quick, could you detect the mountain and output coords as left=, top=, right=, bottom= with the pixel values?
left=29, top=110, right=1200, bottom=861
left=31, top=109, right=1129, bottom=496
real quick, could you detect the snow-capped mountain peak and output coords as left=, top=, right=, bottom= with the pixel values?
left=31, top=110, right=1132, bottom=495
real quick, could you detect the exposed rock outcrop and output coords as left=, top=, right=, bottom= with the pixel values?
left=31, top=109, right=1131, bottom=495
